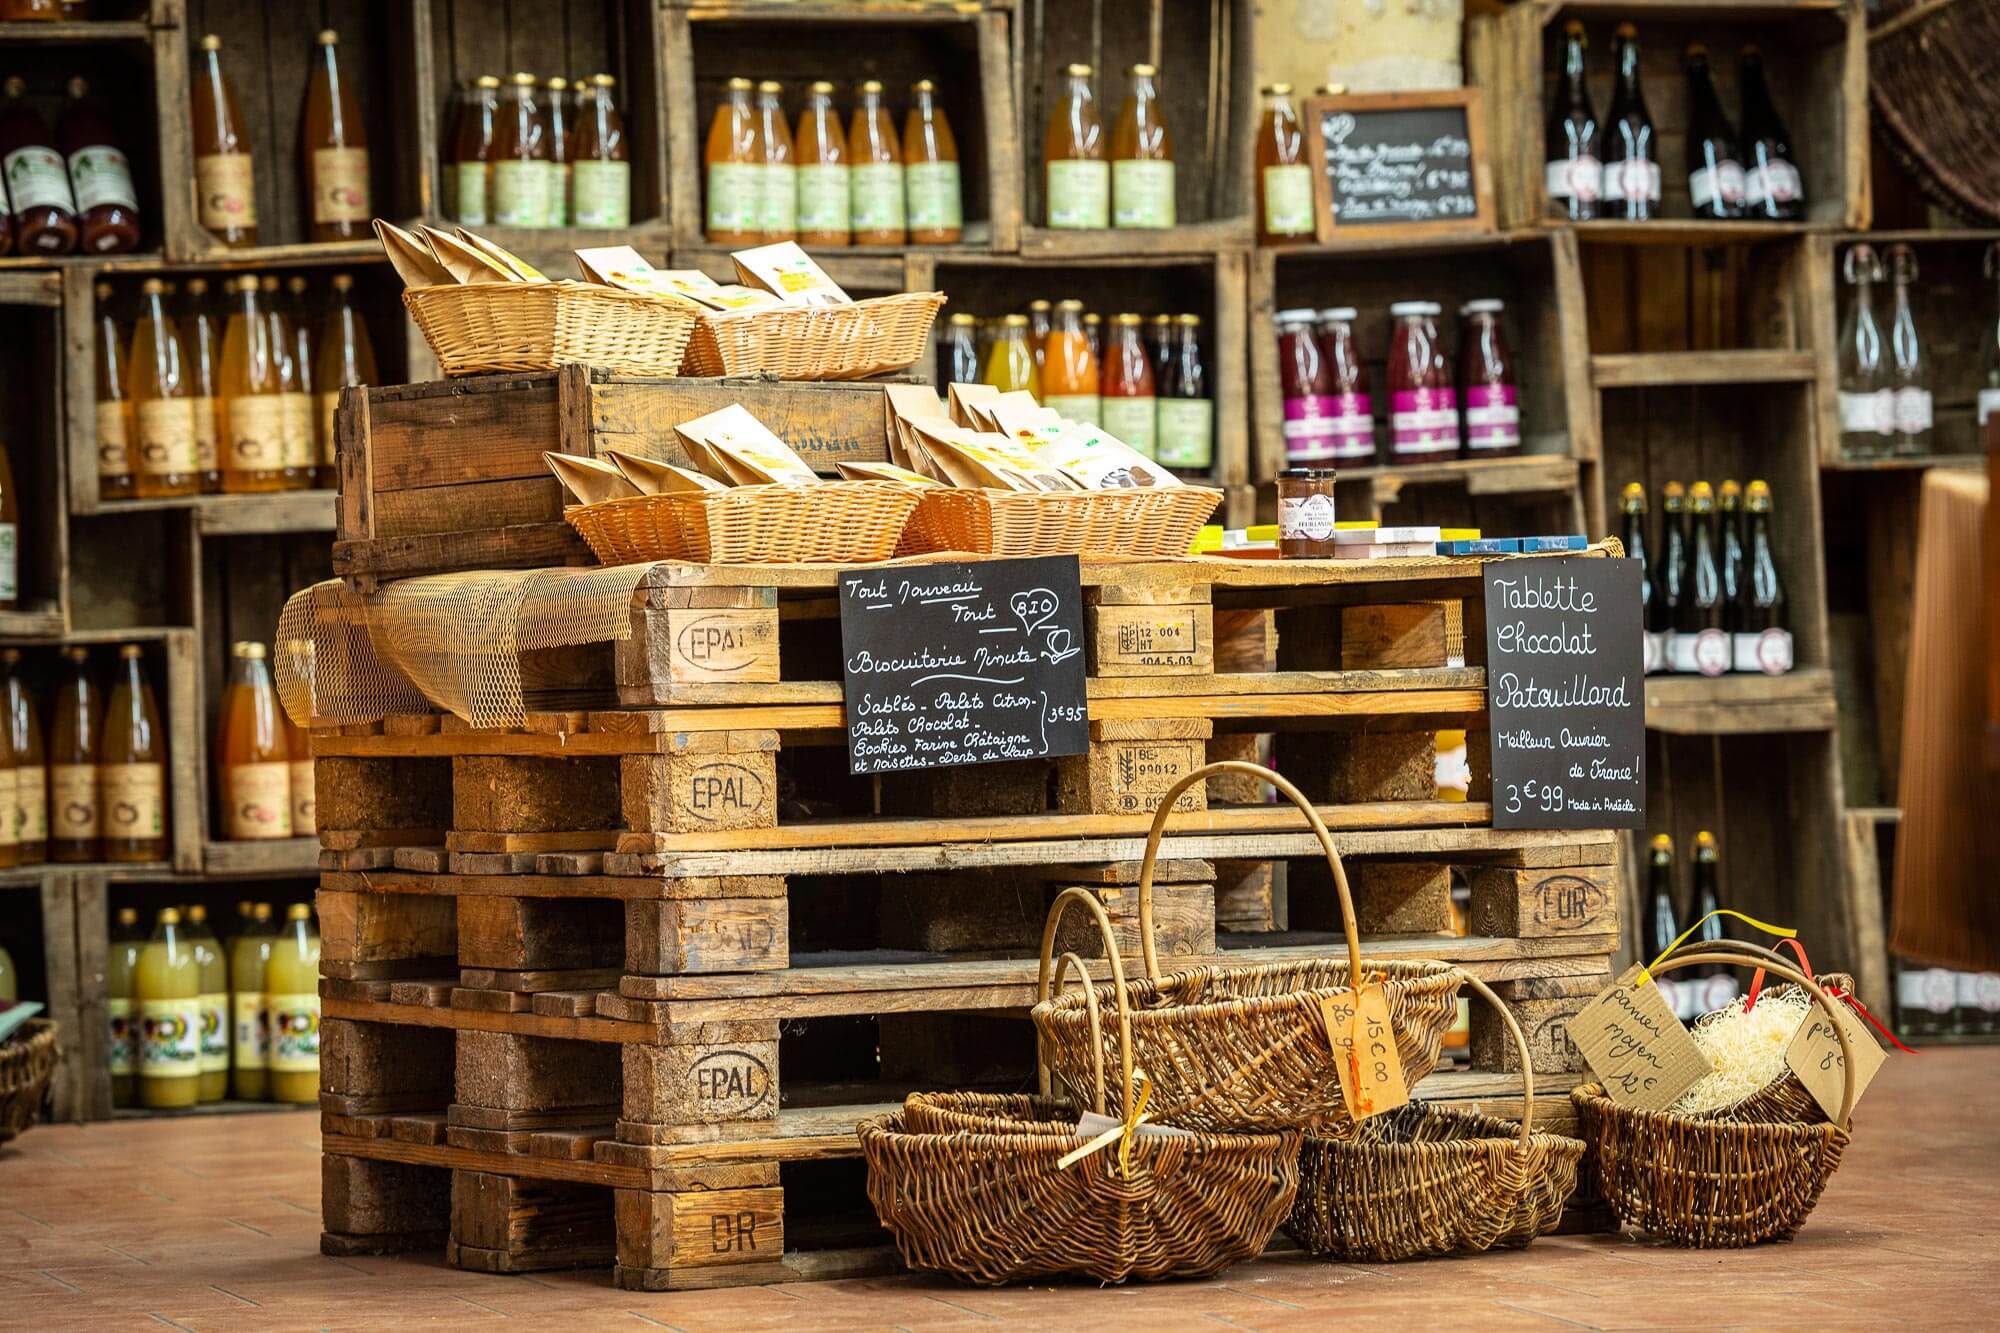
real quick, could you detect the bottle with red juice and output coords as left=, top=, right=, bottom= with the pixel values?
left=1458, top=299, right=1520, bottom=458
left=1, top=77, right=80, bottom=255
left=1313, top=307, right=1375, bottom=465
left=1387, top=301, right=1458, bottom=463
left=58, top=77, right=142, bottom=255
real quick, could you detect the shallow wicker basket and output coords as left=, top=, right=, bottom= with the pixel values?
left=1572, top=950, right=1858, bottom=1248
left=404, top=281, right=699, bottom=377
left=564, top=481, right=919, bottom=565
left=1286, top=973, right=1585, bottom=1261
left=901, top=486, right=1222, bottom=558
left=1034, top=761, right=1461, bottom=1136
left=681, top=291, right=945, bottom=380
left=0, top=1020, right=60, bottom=1145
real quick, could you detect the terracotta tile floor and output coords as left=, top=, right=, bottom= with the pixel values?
left=2, top=1048, right=1993, bottom=1331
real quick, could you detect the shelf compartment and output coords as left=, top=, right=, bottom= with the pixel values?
left=1645, top=665, right=1837, bottom=734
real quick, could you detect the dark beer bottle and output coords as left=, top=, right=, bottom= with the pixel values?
left=1689, top=831, right=1738, bottom=1014
left=1543, top=20, right=1600, bottom=221
left=1683, top=45, right=1744, bottom=220
left=1733, top=478, right=1792, bottom=674
left=1658, top=480, right=1690, bottom=665
left=1738, top=47, right=1804, bottom=221
left=1674, top=481, right=1727, bottom=675
left=1621, top=482, right=1663, bottom=674
left=1646, top=834, right=1686, bottom=1020
left=1600, top=25, right=1658, bottom=221
left=1717, top=479, right=1746, bottom=634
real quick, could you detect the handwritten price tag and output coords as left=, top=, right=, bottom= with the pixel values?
left=1569, top=965, right=1711, bottom=1112
left=1320, top=982, right=1409, bottom=1122
left=1784, top=998, right=1885, bottom=1121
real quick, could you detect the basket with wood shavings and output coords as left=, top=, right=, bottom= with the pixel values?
left=1673, top=939, right=1866, bottom=1125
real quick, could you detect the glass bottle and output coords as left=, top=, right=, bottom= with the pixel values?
left=94, top=281, right=134, bottom=501
left=1040, top=298, right=1100, bottom=425
left=315, top=273, right=376, bottom=490
left=263, top=275, right=312, bottom=489
left=1156, top=314, right=1211, bottom=474
left=1544, top=21, right=1600, bottom=221
left=981, top=312, right=1039, bottom=397
left=1622, top=483, right=1663, bottom=675
left=1600, top=25, right=1659, bottom=222
left=938, top=311, right=979, bottom=386
left=849, top=80, right=904, bottom=246
left=217, top=641, right=291, bottom=841
left=1147, top=313, right=1173, bottom=380
left=1735, top=479, right=1791, bottom=674
left=904, top=79, right=961, bottom=244
left=107, top=905, right=142, bottom=1106
left=491, top=73, right=548, bottom=228
left=1044, top=63, right=1108, bottom=229
left=192, top=34, right=256, bottom=246
left=1082, top=312, right=1102, bottom=364
left=1984, top=242, right=2000, bottom=436
left=0, top=0, right=61, bottom=17
left=1886, top=243, right=1930, bottom=455
left=48, top=646, right=97, bottom=862
left=704, top=77, right=760, bottom=245
left=283, top=640, right=316, bottom=837
left=100, top=643, right=165, bottom=863
left=184, top=904, right=227, bottom=1103
left=453, top=74, right=500, bottom=226
left=229, top=901, right=274, bottom=1100
left=1111, top=63, right=1173, bottom=229
left=0, top=202, right=11, bottom=256
left=571, top=74, right=629, bottom=229
left=794, top=80, right=849, bottom=246
left=1683, top=45, right=1744, bottom=221
left=1276, top=308, right=1336, bottom=465
left=1255, top=83, right=1314, bottom=245
left=755, top=80, right=796, bottom=242
left=1689, top=831, right=1738, bottom=1013
left=57, top=76, right=141, bottom=254
left=0, top=416, right=16, bottom=612
left=1717, top=478, right=1746, bottom=638
left=125, top=278, right=199, bottom=499
left=541, top=75, right=571, bottom=227
left=1657, top=480, right=1690, bottom=666
left=1, top=75, right=79, bottom=255
left=1644, top=835, right=1685, bottom=1019
left=1387, top=301, right=1458, bottom=463
left=136, top=906, right=200, bottom=1108
left=179, top=277, right=223, bottom=493
left=1313, top=307, right=1375, bottom=465
left=1100, top=313, right=1157, bottom=457
left=0, top=697, right=16, bottom=870
left=1672, top=481, right=1727, bottom=676
left=1458, top=299, right=1521, bottom=458
left=1026, top=298, right=1052, bottom=372
left=1738, top=47, right=1803, bottom=222
left=1837, top=244, right=1892, bottom=457
left=220, top=274, right=285, bottom=492
left=266, top=903, right=321, bottom=1105
left=286, top=275, right=321, bottom=483
left=303, top=29, right=369, bottom=242
left=3, top=650, right=45, bottom=863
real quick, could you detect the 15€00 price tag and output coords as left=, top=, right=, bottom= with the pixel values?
left=1784, top=997, right=1886, bottom=1121
left=1320, top=981, right=1409, bottom=1122
left=1569, top=965, right=1712, bottom=1112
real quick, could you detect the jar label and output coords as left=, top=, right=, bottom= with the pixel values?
left=1892, top=386, right=1933, bottom=435
left=268, top=992, right=321, bottom=1072
left=50, top=762, right=98, bottom=839
left=907, top=160, right=963, bottom=231
left=1544, top=155, right=1600, bottom=202
left=705, top=162, right=758, bottom=232
left=1689, top=160, right=1746, bottom=210
left=280, top=393, right=317, bottom=470
left=1733, top=628, right=1793, bottom=675
left=1279, top=492, right=1336, bottom=543
left=198, top=992, right=228, bottom=1072
left=1390, top=387, right=1460, bottom=455
left=493, top=159, right=549, bottom=228
left=796, top=162, right=850, bottom=232
left=1099, top=395, right=1158, bottom=458
left=225, top=761, right=293, bottom=840
left=0, top=523, right=15, bottom=603
left=1155, top=397, right=1213, bottom=469
left=1744, top=159, right=1802, bottom=207
left=139, top=999, right=201, bottom=1077
left=101, top=762, right=164, bottom=839
left=1042, top=393, right=1102, bottom=425
left=227, top=395, right=285, bottom=472
left=188, top=395, right=219, bottom=473
left=1668, top=628, right=1731, bottom=677
left=5, top=145, right=76, bottom=213
left=288, top=758, right=316, bottom=836
left=850, top=161, right=906, bottom=232
left=96, top=401, right=132, bottom=478
left=136, top=398, right=199, bottom=475
left=107, top=996, right=135, bottom=1075
left=196, top=152, right=256, bottom=230
left=1112, top=159, right=1176, bottom=228
left=318, top=391, right=341, bottom=467
left=571, top=159, right=630, bottom=228
left=16, top=764, right=45, bottom=843
left=1838, top=389, right=1895, bottom=436
left=67, top=143, right=138, bottom=212
left=233, top=991, right=267, bottom=1070
left=453, top=161, right=489, bottom=225
left=1282, top=394, right=1339, bottom=461
left=1046, top=159, right=1110, bottom=229
left=1463, top=383, right=1521, bottom=450
left=1600, top=158, right=1661, bottom=207
left=757, top=162, right=798, bottom=234
left=1261, top=164, right=1315, bottom=235
left=311, top=146, right=371, bottom=224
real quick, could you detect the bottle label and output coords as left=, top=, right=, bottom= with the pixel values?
left=96, top=401, right=132, bottom=478
left=1689, top=160, right=1747, bottom=210
left=1697, top=972, right=1742, bottom=1014
left=1042, top=393, right=1102, bottom=425
left=492, top=159, right=548, bottom=227
left=705, top=161, right=759, bottom=233
left=1922, top=967, right=1957, bottom=1015
left=1732, top=627, right=1794, bottom=675
left=227, top=395, right=285, bottom=472
left=906, top=160, right=962, bottom=231
left=226, top=761, right=293, bottom=840
left=850, top=161, right=906, bottom=232
left=1978, top=973, right=2000, bottom=1015
left=1112, top=159, right=1175, bottom=228
left=0, top=522, right=15, bottom=603
left=1744, top=160, right=1803, bottom=206
left=1668, top=628, right=1731, bottom=677
left=16, top=764, right=44, bottom=843
left=1643, top=629, right=1667, bottom=675
left=5, top=145, right=76, bottom=213
left=135, top=398, right=199, bottom=476
left=453, top=161, right=489, bottom=226
left=1980, top=388, right=2000, bottom=427
left=318, top=391, right=341, bottom=467
left=107, top=995, right=135, bottom=1075
left=757, top=162, right=798, bottom=234
left=198, top=992, right=228, bottom=1072
left=1895, top=967, right=1927, bottom=1010
left=232, top=991, right=266, bottom=1069
left=1046, top=159, right=1110, bottom=229
left=288, top=758, right=316, bottom=836
left=1463, top=383, right=1521, bottom=450
left=1893, top=387, right=1933, bottom=435
left=1390, top=387, right=1460, bottom=456
left=1099, top=395, right=1158, bottom=457
left=188, top=396, right=219, bottom=473
left=1155, top=397, right=1213, bottom=469
left=1838, top=389, right=1895, bottom=436
left=268, top=992, right=321, bottom=1072
left=1649, top=977, right=1681, bottom=1022
left=571, top=159, right=630, bottom=228
left=101, top=762, right=164, bottom=839
left=1600, top=158, right=1661, bottom=207
left=66, top=144, right=138, bottom=212
left=1279, top=492, right=1337, bottom=543
left=280, top=393, right=317, bottom=470
left=0, top=770, right=16, bottom=848
left=552, top=162, right=571, bottom=227
left=50, top=762, right=97, bottom=839
left=139, top=998, right=201, bottom=1077
left=1282, top=394, right=1339, bottom=462
left=795, top=162, right=850, bottom=233
left=1544, top=155, right=1600, bottom=202
left=196, top=152, right=256, bottom=229
left=309, top=146, right=370, bottom=224
left=1261, top=164, right=1315, bottom=236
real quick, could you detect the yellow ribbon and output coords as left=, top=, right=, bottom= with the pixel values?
left=1636, top=908, right=1797, bottom=986
left=1057, top=1068, right=1154, bottom=1180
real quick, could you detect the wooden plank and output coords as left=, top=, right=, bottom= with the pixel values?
left=321, top=870, right=785, bottom=901
left=1644, top=667, right=1838, bottom=735
left=1591, top=349, right=1818, bottom=388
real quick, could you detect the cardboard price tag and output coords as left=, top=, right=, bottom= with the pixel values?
left=1784, top=997, right=1885, bottom=1121
left=1320, top=982, right=1409, bottom=1122
left=1569, top=966, right=1712, bottom=1112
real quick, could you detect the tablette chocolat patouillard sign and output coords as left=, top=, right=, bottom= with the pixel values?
left=1483, top=555, right=1646, bottom=830
left=1304, top=90, right=1495, bottom=241
left=838, top=555, right=1090, bottom=776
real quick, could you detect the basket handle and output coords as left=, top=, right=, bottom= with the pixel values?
left=1642, top=949, right=1859, bottom=1129
left=1036, top=887, right=1142, bottom=1123
left=1457, top=971, right=1537, bottom=1149
left=1046, top=949, right=1107, bottom=1116
left=1135, top=760, right=1362, bottom=988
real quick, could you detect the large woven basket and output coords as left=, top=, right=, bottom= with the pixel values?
left=1286, top=972, right=1586, bottom=1261
left=404, top=281, right=698, bottom=377
left=564, top=481, right=919, bottom=565
left=0, top=1020, right=59, bottom=1144
left=859, top=890, right=1300, bottom=1284
left=901, top=485, right=1222, bottom=558
left=682, top=291, right=945, bottom=380
left=1572, top=951, right=1858, bottom=1248
left=1034, top=761, right=1461, bottom=1135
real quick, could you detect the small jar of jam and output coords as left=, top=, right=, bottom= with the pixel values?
left=1276, top=466, right=1337, bottom=557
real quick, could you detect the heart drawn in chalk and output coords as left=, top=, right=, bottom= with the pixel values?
left=1010, top=588, right=1060, bottom=636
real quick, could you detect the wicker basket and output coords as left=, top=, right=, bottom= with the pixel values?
left=859, top=891, right=1300, bottom=1285
left=0, top=1020, right=59, bottom=1145
left=1572, top=951, right=1858, bottom=1248
left=404, top=281, right=699, bottom=377
left=564, top=481, right=920, bottom=565
left=1678, top=941, right=1859, bottom=1127
left=1286, top=972, right=1585, bottom=1261
left=681, top=291, right=945, bottom=380
left=1034, top=761, right=1461, bottom=1136
left=901, top=486, right=1223, bottom=558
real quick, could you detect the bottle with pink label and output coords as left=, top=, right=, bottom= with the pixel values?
left=1313, top=307, right=1376, bottom=465
left=1275, top=308, right=1338, bottom=464
left=1458, top=299, right=1521, bottom=458
left=1386, top=301, right=1457, bottom=464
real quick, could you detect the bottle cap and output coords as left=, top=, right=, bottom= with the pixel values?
left=63, top=645, right=87, bottom=663
left=726, top=76, right=753, bottom=91
left=1685, top=42, right=1709, bottom=58
left=1663, top=479, right=1686, bottom=502
left=1695, top=829, right=1718, bottom=851
left=1027, top=298, right=1051, bottom=313
left=511, top=71, right=537, bottom=86
left=318, top=29, right=338, bottom=45
left=547, top=75, right=568, bottom=91
left=232, top=641, right=268, bottom=659
left=1615, top=22, right=1637, bottom=37
left=288, top=275, right=308, bottom=293
left=947, top=312, right=976, bottom=326
left=1746, top=479, right=1773, bottom=510
left=1001, top=313, right=1029, bottom=327
left=857, top=79, right=884, bottom=94
left=142, top=278, right=167, bottom=296
left=911, top=79, right=936, bottom=93
left=1565, top=19, right=1586, bottom=37
left=188, top=904, right=208, bottom=923
left=237, top=899, right=254, bottom=917
left=94, top=280, right=112, bottom=299
left=288, top=903, right=312, bottom=921
left=1128, top=63, right=1157, bottom=78
left=1082, top=312, right=1100, bottom=325
left=159, top=907, right=181, bottom=925
left=1460, top=298, right=1505, bottom=315
left=1066, top=63, right=1094, bottom=78
left=476, top=74, right=501, bottom=88
left=1112, top=312, right=1143, bottom=325
left=1622, top=481, right=1646, bottom=505
left=67, top=76, right=88, bottom=98
left=756, top=79, right=781, bottom=93
left=186, top=277, right=208, bottom=295
left=0, top=647, right=17, bottom=665
left=1056, top=298, right=1085, bottom=310
left=200, top=34, right=220, bottom=51
left=807, top=80, right=835, bottom=94
left=254, top=903, right=272, bottom=921
left=118, top=907, right=138, bottom=924
left=119, top=644, right=141, bottom=659
left=592, top=73, right=615, bottom=88
left=332, top=273, right=353, bottom=291
left=1274, top=307, right=1318, bottom=324
left=1650, top=834, right=1673, bottom=854
left=1175, top=313, right=1201, bottom=326
left=1317, top=307, right=1357, bottom=321
left=1718, top=478, right=1742, bottom=504
left=260, top=275, right=280, bottom=291
left=235, top=274, right=260, bottom=293
left=1262, top=81, right=1294, bottom=95
left=1689, top=480, right=1715, bottom=510
left=1388, top=300, right=1429, bottom=316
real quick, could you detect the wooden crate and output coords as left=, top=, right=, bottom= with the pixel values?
left=0, top=871, right=85, bottom=1122
left=0, top=274, right=70, bottom=637
left=1466, top=0, right=1867, bottom=235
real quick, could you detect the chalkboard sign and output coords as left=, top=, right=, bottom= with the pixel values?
left=838, top=555, right=1090, bottom=776
left=1305, top=90, right=1495, bottom=243
left=1483, top=556, right=1646, bottom=829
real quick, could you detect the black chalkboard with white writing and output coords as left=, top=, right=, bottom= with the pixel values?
left=1306, top=91, right=1494, bottom=239
left=1483, top=556, right=1646, bottom=830
left=838, top=555, right=1090, bottom=776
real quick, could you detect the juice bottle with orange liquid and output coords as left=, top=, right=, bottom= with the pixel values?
left=94, top=281, right=133, bottom=501
left=303, top=30, right=370, bottom=242
left=794, top=81, right=849, bottom=246
left=1041, top=299, right=1100, bottom=424
left=316, top=274, right=376, bottom=490
left=178, top=277, right=224, bottom=493
left=570, top=74, right=629, bottom=228
left=100, top=643, right=166, bottom=863
left=704, top=77, right=761, bottom=245
left=217, top=641, right=291, bottom=841
left=191, top=35, right=256, bottom=247
left=754, top=81, right=795, bottom=242
left=904, top=79, right=961, bottom=244
left=849, top=80, right=905, bottom=246
left=126, top=278, right=199, bottom=499
left=1111, top=63, right=1174, bottom=229
left=220, top=275, right=285, bottom=492
left=3, top=650, right=45, bottom=863
left=1044, top=64, right=1108, bottom=229
left=48, top=645, right=99, bottom=863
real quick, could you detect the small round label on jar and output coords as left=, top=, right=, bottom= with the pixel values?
left=1279, top=492, right=1336, bottom=542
